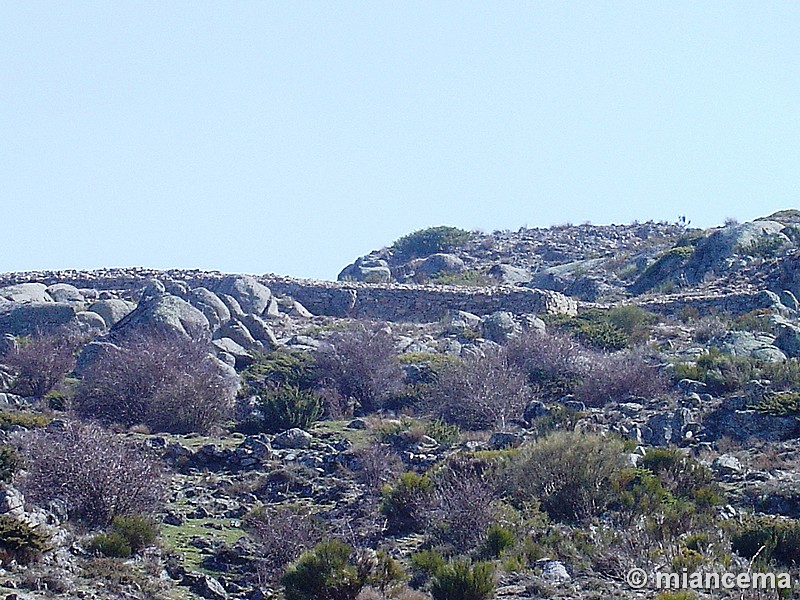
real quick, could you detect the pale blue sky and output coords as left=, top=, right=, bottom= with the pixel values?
left=2, top=2, right=799, bottom=279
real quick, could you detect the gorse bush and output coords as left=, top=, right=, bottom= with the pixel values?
left=75, top=331, right=238, bottom=434
left=243, top=349, right=317, bottom=391
left=731, top=516, right=800, bottom=567
left=482, top=524, right=516, bottom=558
left=380, top=472, right=434, bottom=534
left=392, top=226, right=473, bottom=259
left=0, top=444, right=21, bottom=483
left=639, top=448, right=721, bottom=507
left=88, top=531, right=132, bottom=558
left=256, top=386, right=323, bottom=433
left=0, top=410, right=51, bottom=430
left=430, top=558, right=495, bottom=600
left=21, top=420, right=164, bottom=526
left=0, top=515, right=50, bottom=564
left=506, top=431, right=626, bottom=522
left=282, top=539, right=401, bottom=600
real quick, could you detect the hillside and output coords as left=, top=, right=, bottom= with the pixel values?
left=0, top=212, right=799, bottom=599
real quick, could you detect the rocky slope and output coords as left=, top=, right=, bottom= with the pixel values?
left=0, top=212, right=799, bottom=600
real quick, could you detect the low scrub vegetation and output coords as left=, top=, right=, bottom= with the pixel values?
left=392, top=226, right=473, bottom=259
left=20, top=420, right=164, bottom=526
left=314, top=323, right=405, bottom=414
left=74, top=331, right=238, bottom=434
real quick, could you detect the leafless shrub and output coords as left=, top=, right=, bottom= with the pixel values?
left=693, top=315, right=728, bottom=343
left=575, top=350, right=668, bottom=406
left=427, top=349, right=530, bottom=430
left=20, top=420, right=165, bottom=526
left=429, top=462, right=499, bottom=554
left=351, top=442, right=404, bottom=493
left=0, top=327, right=83, bottom=397
left=74, top=331, right=238, bottom=433
left=244, top=505, right=326, bottom=585
left=314, top=323, right=405, bottom=414
left=505, top=330, right=589, bottom=398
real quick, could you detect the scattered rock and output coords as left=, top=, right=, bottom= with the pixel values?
left=272, top=428, right=313, bottom=449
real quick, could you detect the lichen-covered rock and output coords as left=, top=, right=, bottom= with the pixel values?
left=189, top=287, right=231, bottom=331
left=88, top=299, right=136, bottom=327
left=0, top=283, right=51, bottom=303
left=0, top=302, right=75, bottom=336
left=272, top=428, right=313, bottom=449
left=46, top=283, right=84, bottom=303
left=214, top=275, right=272, bottom=316
left=111, top=289, right=209, bottom=341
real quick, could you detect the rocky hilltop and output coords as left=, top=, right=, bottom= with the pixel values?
left=0, top=212, right=799, bottom=600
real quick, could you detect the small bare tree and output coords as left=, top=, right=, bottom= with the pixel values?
left=428, top=349, right=530, bottom=430
left=20, top=420, right=165, bottom=526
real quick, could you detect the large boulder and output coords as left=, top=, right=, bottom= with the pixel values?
left=414, top=253, right=466, bottom=278
left=88, top=299, right=136, bottom=328
left=0, top=302, right=75, bottom=336
left=45, top=283, right=84, bottom=304
left=710, top=331, right=786, bottom=362
left=773, top=318, right=800, bottom=358
left=188, top=287, right=231, bottom=331
left=686, top=220, right=790, bottom=283
left=214, top=320, right=261, bottom=351
left=487, top=264, right=532, bottom=285
left=338, top=257, right=393, bottom=283
left=481, top=311, right=520, bottom=343
left=214, top=275, right=272, bottom=316
left=239, top=314, right=278, bottom=348
left=0, top=283, right=51, bottom=303
left=111, top=285, right=210, bottom=341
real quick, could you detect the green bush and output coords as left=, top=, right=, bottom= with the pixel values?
left=411, top=549, right=447, bottom=577
left=392, top=226, right=473, bottom=259
left=655, top=592, right=697, bottom=600
left=430, top=558, right=495, bottom=600
left=750, top=391, right=800, bottom=417
left=243, top=349, right=317, bottom=391
left=672, top=349, right=759, bottom=395
left=281, top=539, right=364, bottom=600
left=257, top=385, right=323, bottom=433
left=380, top=472, right=435, bottom=533
left=88, top=531, right=132, bottom=558
left=109, top=515, right=158, bottom=553
left=87, top=515, right=158, bottom=558
left=731, top=516, right=800, bottom=567
left=425, top=419, right=460, bottom=446
left=506, top=432, right=626, bottom=522
left=428, top=270, right=491, bottom=287
left=0, top=410, right=51, bottom=430
left=575, top=320, right=630, bottom=351
left=640, top=448, right=721, bottom=508
left=0, top=515, right=50, bottom=564
left=481, top=524, right=516, bottom=558
left=605, top=305, right=658, bottom=345
left=0, top=444, right=22, bottom=483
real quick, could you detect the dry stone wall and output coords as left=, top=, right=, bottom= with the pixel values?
left=0, top=268, right=785, bottom=322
